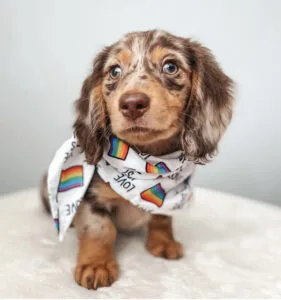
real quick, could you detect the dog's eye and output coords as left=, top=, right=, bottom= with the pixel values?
left=162, top=62, right=178, bottom=75
left=110, top=65, right=122, bottom=79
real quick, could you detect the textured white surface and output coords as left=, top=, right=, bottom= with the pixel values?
left=0, top=188, right=281, bottom=298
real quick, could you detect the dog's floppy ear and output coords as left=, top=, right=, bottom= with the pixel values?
left=73, top=47, right=111, bottom=164
left=181, top=40, right=234, bottom=164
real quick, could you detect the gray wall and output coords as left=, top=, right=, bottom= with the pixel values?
left=1, top=0, right=281, bottom=205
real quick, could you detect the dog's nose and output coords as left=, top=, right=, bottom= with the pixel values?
left=119, top=93, right=150, bottom=120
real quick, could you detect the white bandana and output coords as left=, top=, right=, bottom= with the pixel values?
left=47, top=135, right=195, bottom=241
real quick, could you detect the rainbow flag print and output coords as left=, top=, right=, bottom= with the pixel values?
left=146, top=162, right=170, bottom=174
left=58, top=165, right=83, bottom=192
left=140, top=183, right=166, bottom=207
left=54, top=218, right=59, bottom=231
left=108, top=136, right=129, bottom=160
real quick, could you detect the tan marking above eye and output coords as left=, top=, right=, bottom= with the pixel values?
left=150, top=46, right=171, bottom=64
left=117, top=49, right=132, bottom=66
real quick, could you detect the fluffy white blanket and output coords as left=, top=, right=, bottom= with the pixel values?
left=0, top=188, right=280, bottom=298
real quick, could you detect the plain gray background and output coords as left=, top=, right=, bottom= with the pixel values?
left=1, top=0, right=281, bottom=205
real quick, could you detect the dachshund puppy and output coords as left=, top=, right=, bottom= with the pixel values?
left=41, top=30, right=233, bottom=290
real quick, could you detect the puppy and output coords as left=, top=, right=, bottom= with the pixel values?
left=41, top=30, right=234, bottom=290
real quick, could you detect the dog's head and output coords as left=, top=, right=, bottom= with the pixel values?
left=74, top=30, right=234, bottom=164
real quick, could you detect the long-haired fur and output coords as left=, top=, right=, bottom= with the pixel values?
left=73, top=47, right=112, bottom=165
left=181, top=40, right=234, bottom=164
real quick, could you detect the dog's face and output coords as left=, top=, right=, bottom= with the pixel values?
left=102, top=33, right=192, bottom=145
left=74, top=30, right=234, bottom=164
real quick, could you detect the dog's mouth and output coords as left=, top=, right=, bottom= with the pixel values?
left=124, top=126, right=150, bottom=133
left=123, top=126, right=163, bottom=135
left=116, top=124, right=179, bottom=146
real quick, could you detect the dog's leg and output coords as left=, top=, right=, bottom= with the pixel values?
left=74, top=201, right=118, bottom=290
left=146, top=215, right=183, bottom=259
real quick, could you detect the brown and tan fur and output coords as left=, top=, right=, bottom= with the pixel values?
left=41, top=30, right=234, bottom=289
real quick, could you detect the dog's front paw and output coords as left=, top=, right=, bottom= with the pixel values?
left=74, top=259, right=118, bottom=290
left=147, top=239, right=183, bottom=259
